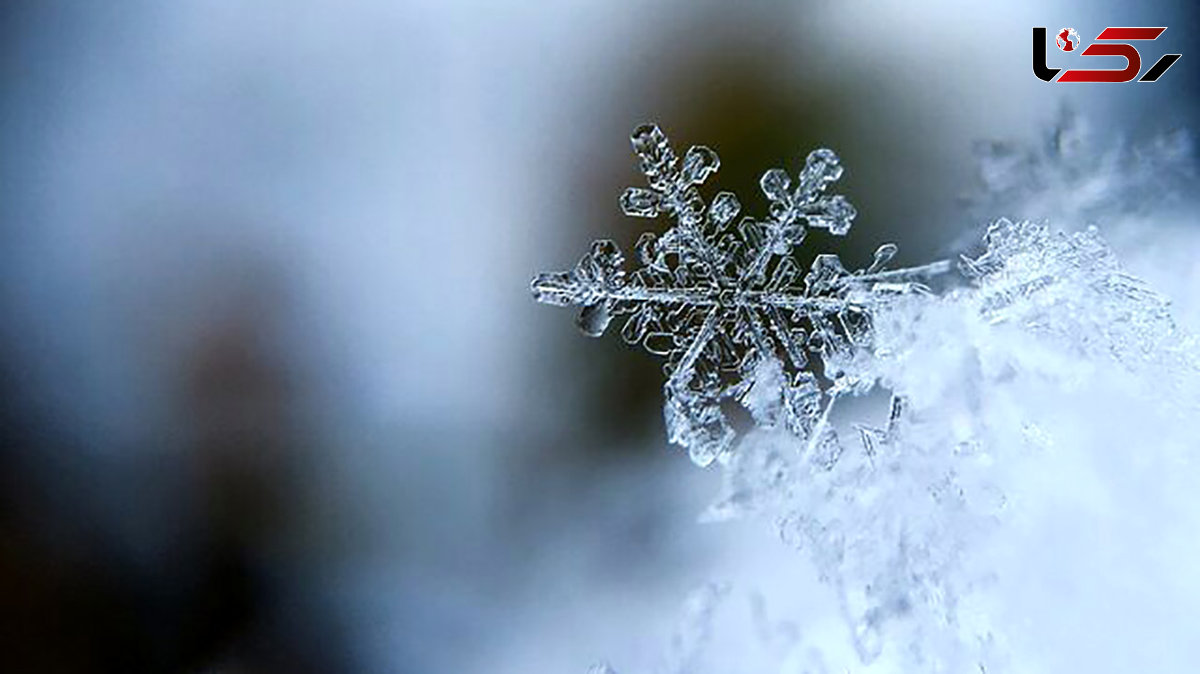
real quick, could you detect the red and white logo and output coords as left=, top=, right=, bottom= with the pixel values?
left=1034, top=26, right=1182, bottom=83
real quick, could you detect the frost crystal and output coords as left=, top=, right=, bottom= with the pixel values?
left=529, top=117, right=1200, bottom=674
left=532, top=124, right=950, bottom=466
left=699, top=216, right=1200, bottom=673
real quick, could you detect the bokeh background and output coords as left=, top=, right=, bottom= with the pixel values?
left=1, top=1, right=1196, bottom=672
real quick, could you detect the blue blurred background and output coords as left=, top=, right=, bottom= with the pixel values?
left=0, top=1, right=1195, bottom=672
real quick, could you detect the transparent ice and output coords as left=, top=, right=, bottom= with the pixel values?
left=532, top=122, right=1200, bottom=673
left=532, top=124, right=949, bottom=467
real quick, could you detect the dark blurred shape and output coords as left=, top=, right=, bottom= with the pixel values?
left=0, top=261, right=348, bottom=673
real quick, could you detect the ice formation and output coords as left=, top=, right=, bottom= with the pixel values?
left=533, top=122, right=1200, bottom=673
left=706, top=217, right=1199, bottom=671
left=531, top=124, right=949, bottom=467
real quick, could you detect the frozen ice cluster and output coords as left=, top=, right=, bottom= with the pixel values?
left=532, top=124, right=948, bottom=467
left=533, top=121, right=1200, bottom=673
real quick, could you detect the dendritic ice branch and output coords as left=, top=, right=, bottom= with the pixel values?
left=531, top=124, right=950, bottom=466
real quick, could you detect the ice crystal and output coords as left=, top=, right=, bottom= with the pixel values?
left=698, top=216, right=1200, bottom=673
left=532, top=124, right=950, bottom=466
left=531, top=120, right=1200, bottom=674
left=967, top=109, right=1200, bottom=330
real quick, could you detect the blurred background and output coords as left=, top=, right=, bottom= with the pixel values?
left=0, top=1, right=1195, bottom=672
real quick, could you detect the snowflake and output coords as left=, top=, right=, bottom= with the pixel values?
left=529, top=117, right=1200, bottom=674
left=532, top=124, right=950, bottom=466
